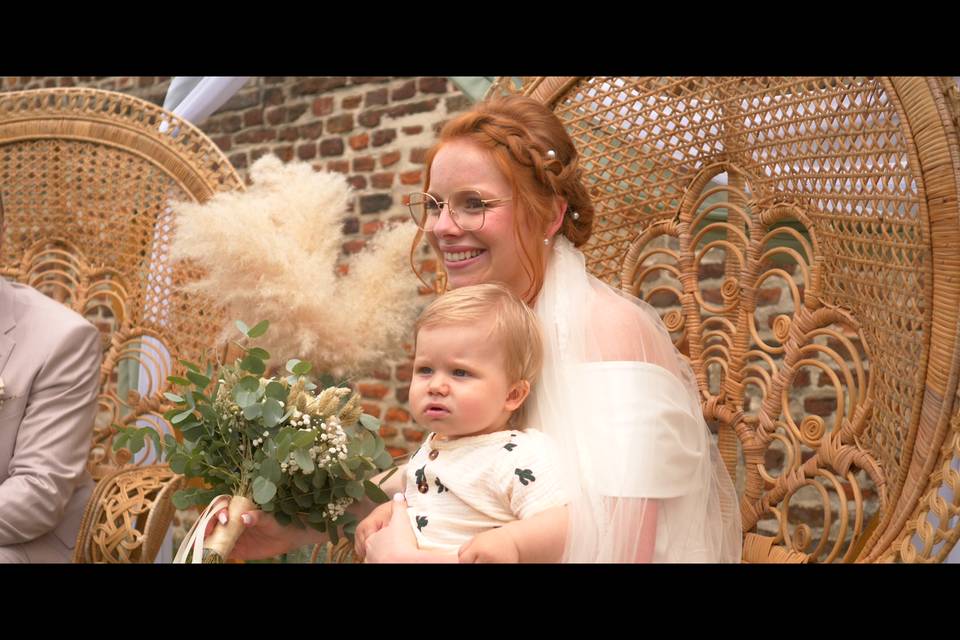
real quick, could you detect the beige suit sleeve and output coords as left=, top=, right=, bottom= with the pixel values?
left=0, top=321, right=100, bottom=545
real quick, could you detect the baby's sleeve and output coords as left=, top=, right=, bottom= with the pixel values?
left=498, top=432, right=568, bottom=520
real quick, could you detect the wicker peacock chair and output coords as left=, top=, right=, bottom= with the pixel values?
left=0, top=88, right=245, bottom=562
left=487, top=76, right=960, bottom=562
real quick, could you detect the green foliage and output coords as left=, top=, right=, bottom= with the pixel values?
left=111, top=319, right=395, bottom=543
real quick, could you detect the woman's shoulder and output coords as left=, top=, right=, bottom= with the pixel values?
left=585, top=280, right=673, bottom=363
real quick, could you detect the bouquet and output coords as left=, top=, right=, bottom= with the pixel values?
left=114, top=155, right=423, bottom=563
left=116, top=319, right=396, bottom=563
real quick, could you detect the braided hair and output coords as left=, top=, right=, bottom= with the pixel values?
left=412, top=95, right=595, bottom=302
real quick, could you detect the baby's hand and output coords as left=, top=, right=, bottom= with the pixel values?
left=458, top=527, right=520, bottom=563
left=354, top=498, right=394, bottom=561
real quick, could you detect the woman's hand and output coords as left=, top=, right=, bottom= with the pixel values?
left=353, top=499, right=394, bottom=561
left=204, top=499, right=315, bottom=560
left=362, top=493, right=423, bottom=563
left=458, top=527, right=520, bottom=563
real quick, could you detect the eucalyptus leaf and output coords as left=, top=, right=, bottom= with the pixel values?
left=233, top=388, right=259, bottom=409
left=345, top=481, right=365, bottom=500
left=112, top=430, right=130, bottom=452
left=293, top=474, right=310, bottom=492
left=167, top=376, right=191, bottom=387
left=169, top=453, right=188, bottom=474
left=285, top=359, right=301, bottom=374
left=163, top=392, right=185, bottom=403
left=294, top=493, right=313, bottom=508
left=171, top=409, right=194, bottom=425
left=363, top=479, right=390, bottom=503
left=262, top=398, right=284, bottom=428
left=236, top=320, right=250, bottom=335
left=186, top=371, right=211, bottom=388
left=246, top=347, right=270, bottom=360
left=374, top=451, right=394, bottom=470
left=292, top=360, right=312, bottom=376
left=293, top=449, right=314, bottom=474
left=252, top=476, right=277, bottom=504
left=293, top=430, right=316, bottom=448
left=306, top=511, right=326, bottom=523
left=260, top=458, right=281, bottom=484
left=172, top=488, right=196, bottom=510
left=247, top=319, right=270, bottom=338
left=240, top=356, right=266, bottom=376
left=312, top=468, right=328, bottom=488
left=243, top=403, right=263, bottom=420
left=179, top=359, right=201, bottom=373
left=265, top=381, right=287, bottom=401
left=359, top=413, right=381, bottom=432
left=237, top=376, right=261, bottom=392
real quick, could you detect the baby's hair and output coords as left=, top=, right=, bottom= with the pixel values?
left=415, top=282, right=544, bottom=389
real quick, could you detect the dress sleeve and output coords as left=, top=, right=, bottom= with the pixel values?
left=572, top=361, right=707, bottom=499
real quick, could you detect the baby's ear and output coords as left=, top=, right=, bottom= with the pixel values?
left=505, top=380, right=531, bottom=411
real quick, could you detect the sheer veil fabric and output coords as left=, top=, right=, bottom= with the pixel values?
left=528, top=237, right=742, bottom=562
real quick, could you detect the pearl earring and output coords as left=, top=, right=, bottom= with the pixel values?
left=571, top=211, right=580, bottom=221
left=544, top=237, right=550, bottom=245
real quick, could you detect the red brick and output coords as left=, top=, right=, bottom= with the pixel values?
left=387, top=407, right=411, bottom=423
left=273, top=145, right=294, bottom=162
left=418, top=77, right=448, bottom=94
left=286, top=104, right=308, bottom=122
left=266, top=106, right=287, bottom=126
left=342, top=95, right=362, bottom=109
left=244, top=108, right=264, bottom=127
left=756, top=287, right=782, bottom=306
left=391, top=80, right=416, bottom=101
left=344, top=239, right=368, bottom=255
left=278, top=127, right=299, bottom=142
left=353, top=156, right=375, bottom=172
left=387, top=98, right=439, bottom=119
left=698, top=262, right=725, bottom=280
left=346, top=175, right=367, bottom=190
left=380, top=426, right=398, bottom=439
left=373, top=129, right=397, bottom=147
left=235, top=129, right=277, bottom=144
left=380, top=150, right=401, bottom=167
left=211, top=135, right=232, bottom=152
left=349, top=133, right=369, bottom=151
left=358, top=109, right=383, bottom=128
left=402, top=126, right=424, bottom=135
left=400, top=170, right=422, bottom=186
left=313, top=96, right=334, bottom=116
left=292, top=77, right=347, bottom=96
left=419, top=259, right=437, bottom=274
left=371, top=368, right=391, bottom=381
left=327, top=113, right=354, bottom=134
left=336, top=264, right=349, bottom=276
left=326, top=160, right=350, bottom=173
left=387, top=446, right=408, bottom=459
left=372, top=173, right=394, bottom=189
left=395, top=386, right=410, bottom=403
left=299, top=122, right=324, bottom=140
left=702, top=287, right=721, bottom=304
left=320, top=138, right=344, bottom=157
left=792, top=369, right=810, bottom=388
left=342, top=217, right=360, bottom=234
left=264, top=88, right=285, bottom=105
left=358, top=383, right=388, bottom=400
left=297, top=143, right=317, bottom=160
left=361, top=403, right=382, bottom=418
left=403, top=428, right=425, bottom=443
left=229, top=152, right=248, bottom=169
left=352, top=76, right=391, bottom=84
left=363, top=221, right=384, bottom=235
left=446, top=94, right=472, bottom=113
left=365, top=88, right=388, bottom=107
left=251, top=148, right=272, bottom=162
left=264, top=76, right=286, bottom=85
left=410, top=147, right=428, bottom=164
left=202, top=118, right=221, bottom=134
left=804, top=397, right=837, bottom=416
left=138, top=76, right=155, bottom=87
left=395, top=363, right=413, bottom=382
left=221, top=115, right=242, bottom=133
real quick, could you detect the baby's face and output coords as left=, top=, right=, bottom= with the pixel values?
left=410, top=317, right=516, bottom=439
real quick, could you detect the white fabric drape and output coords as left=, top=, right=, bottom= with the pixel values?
left=159, top=76, right=249, bottom=135
left=529, top=236, right=742, bottom=562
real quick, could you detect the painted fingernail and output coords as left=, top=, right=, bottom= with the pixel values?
left=393, top=492, right=405, bottom=502
left=241, top=514, right=253, bottom=526
left=218, top=513, right=227, bottom=525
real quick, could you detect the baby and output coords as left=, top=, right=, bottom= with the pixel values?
left=355, top=282, right=567, bottom=562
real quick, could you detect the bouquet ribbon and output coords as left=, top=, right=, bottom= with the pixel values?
left=174, top=494, right=234, bottom=563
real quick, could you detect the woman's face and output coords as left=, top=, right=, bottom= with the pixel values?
left=426, top=139, right=534, bottom=298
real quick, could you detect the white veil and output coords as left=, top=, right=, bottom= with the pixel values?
left=528, top=236, right=742, bottom=562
